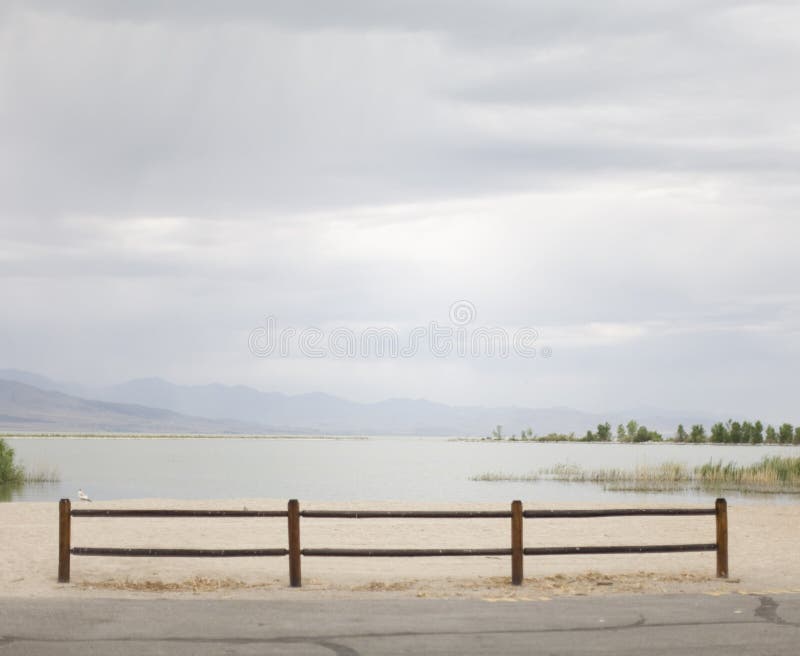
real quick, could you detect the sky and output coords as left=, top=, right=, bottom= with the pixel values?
left=1, top=1, right=798, bottom=420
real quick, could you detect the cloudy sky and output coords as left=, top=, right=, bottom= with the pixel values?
left=1, top=1, right=798, bottom=420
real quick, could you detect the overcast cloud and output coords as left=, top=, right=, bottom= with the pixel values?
left=1, top=1, right=798, bottom=420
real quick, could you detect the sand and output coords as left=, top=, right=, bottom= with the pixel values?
left=1, top=499, right=798, bottom=600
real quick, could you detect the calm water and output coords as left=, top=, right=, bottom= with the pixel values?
left=5, top=437, right=800, bottom=505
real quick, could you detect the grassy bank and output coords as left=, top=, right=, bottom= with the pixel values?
left=471, top=456, right=800, bottom=493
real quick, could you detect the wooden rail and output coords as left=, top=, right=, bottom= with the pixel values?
left=58, top=498, right=728, bottom=586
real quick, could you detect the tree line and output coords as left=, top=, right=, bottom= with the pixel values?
left=673, top=420, right=800, bottom=445
left=486, top=419, right=800, bottom=444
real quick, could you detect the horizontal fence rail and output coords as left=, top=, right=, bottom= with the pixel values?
left=301, top=510, right=513, bottom=518
left=70, top=509, right=289, bottom=518
left=522, top=508, right=716, bottom=518
left=70, top=548, right=290, bottom=558
left=57, top=498, right=729, bottom=586
left=302, top=548, right=513, bottom=557
left=523, top=544, right=718, bottom=555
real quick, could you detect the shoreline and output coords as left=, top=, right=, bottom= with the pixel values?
left=2, top=433, right=372, bottom=441
left=7, top=432, right=800, bottom=447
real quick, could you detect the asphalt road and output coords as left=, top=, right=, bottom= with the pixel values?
left=1, top=593, right=799, bottom=655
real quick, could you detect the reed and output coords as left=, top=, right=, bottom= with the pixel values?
left=472, top=457, right=800, bottom=493
left=22, top=465, right=61, bottom=483
left=696, top=456, right=800, bottom=490
left=469, top=471, right=539, bottom=482
left=542, top=462, right=692, bottom=483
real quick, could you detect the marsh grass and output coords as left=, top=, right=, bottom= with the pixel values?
left=543, top=462, right=691, bottom=483
left=470, top=471, right=539, bottom=482
left=696, top=456, right=800, bottom=491
left=472, top=457, right=800, bottom=493
left=21, top=464, right=60, bottom=483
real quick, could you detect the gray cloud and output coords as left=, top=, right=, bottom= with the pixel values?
left=0, top=1, right=798, bottom=418
left=2, top=1, right=798, bottom=219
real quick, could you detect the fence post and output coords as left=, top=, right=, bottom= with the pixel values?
left=288, top=499, right=301, bottom=587
left=511, top=500, right=523, bottom=585
left=715, top=498, right=728, bottom=578
left=58, top=498, right=71, bottom=583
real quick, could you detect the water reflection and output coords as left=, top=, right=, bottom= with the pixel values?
left=0, top=482, right=23, bottom=502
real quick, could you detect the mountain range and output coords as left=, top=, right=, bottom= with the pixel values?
left=0, top=368, right=716, bottom=436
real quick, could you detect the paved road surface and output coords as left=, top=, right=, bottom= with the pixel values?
left=1, top=593, right=799, bottom=655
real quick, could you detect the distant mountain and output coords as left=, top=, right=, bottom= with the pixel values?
left=0, top=368, right=89, bottom=398
left=100, top=378, right=289, bottom=426
left=0, top=380, right=269, bottom=434
left=0, top=370, right=718, bottom=436
left=96, top=377, right=716, bottom=436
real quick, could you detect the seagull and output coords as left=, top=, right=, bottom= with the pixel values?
left=78, top=489, right=92, bottom=502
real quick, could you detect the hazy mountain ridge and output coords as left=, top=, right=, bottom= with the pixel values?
left=0, top=379, right=273, bottom=434
left=0, top=369, right=719, bottom=436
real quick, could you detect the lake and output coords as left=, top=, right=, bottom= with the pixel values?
left=5, top=437, right=800, bottom=505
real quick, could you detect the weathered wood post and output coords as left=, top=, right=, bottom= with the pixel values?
left=715, top=498, right=728, bottom=578
left=511, top=500, right=523, bottom=585
left=288, top=499, right=301, bottom=587
left=58, top=498, right=71, bottom=583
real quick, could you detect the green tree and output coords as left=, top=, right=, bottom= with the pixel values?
left=729, top=421, right=743, bottom=443
left=794, top=427, right=800, bottom=446
left=0, top=439, right=23, bottom=485
left=675, top=424, right=688, bottom=442
left=616, top=424, right=626, bottom=441
left=765, top=425, right=777, bottom=443
left=626, top=420, right=639, bottom=442
left=724, top=419, right=734, bottom=443
left=751, top=420, right=764, bottom=444
left=710, top=422, right=728, bottom=443
left=778, top=423, right=794, bottom=445
left=632, top=425, right=662, bottom=442
left=596, top=422, right=612, bottom=441
left=690, top=424, right=706, bottom=443
left=741, top=421, right=753, bottom=444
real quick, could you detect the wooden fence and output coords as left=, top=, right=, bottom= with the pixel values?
left=58, top=498, right=728, bottom=586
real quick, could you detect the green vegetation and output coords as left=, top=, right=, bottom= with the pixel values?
left=483, top=425, right=580, bottom=442
left=541, top=461, right=689, bottom=484
left=0, top=438, right=24, bottom=484
left=582, top=422, right=613, bottom=442
left=696, top=457, right=800, bottom=490
left=482, top=420, right=662, bottom=442
left=0, top=438, right=59, bottom=487
left=483, top=418, right=799, bottom=445
left=683, top=419, right=797, bottom=445
left=471, top=456, right=800, bottom=493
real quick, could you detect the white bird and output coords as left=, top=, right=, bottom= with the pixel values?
left=77, top=489, right=92, bottom=502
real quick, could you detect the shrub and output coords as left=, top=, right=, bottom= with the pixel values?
left=0, top=439, right=24, bottom=485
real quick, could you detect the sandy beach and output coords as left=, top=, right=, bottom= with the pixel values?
left=2, top=499, right=799, bottom=600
